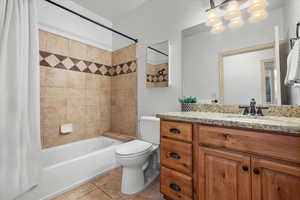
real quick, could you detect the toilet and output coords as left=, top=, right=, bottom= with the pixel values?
left=115, top=116, right=160, bottom=195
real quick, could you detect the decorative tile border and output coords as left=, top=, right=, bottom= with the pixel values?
left=40, top=51, right=137, bottom=76
left=146, top=74, right=168, bottom=82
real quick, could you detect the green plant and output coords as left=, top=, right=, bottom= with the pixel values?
left=179, top=96, right=197, bottom=104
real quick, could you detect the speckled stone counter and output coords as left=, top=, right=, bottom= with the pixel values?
left=157, top=112, right=300, bottom=135
left=192, top=104, right=300, bottom=118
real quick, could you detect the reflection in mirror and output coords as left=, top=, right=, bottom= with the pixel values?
left=146, top=41, right=169, bottom=88
left=220, top=44, right=279, bottom=105
left=261, top=59, right=276, bottom=104
left=182, top=0, right=300, bottom=105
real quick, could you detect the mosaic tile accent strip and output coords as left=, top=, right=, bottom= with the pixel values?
left=111, top=60, right=137, bottom=76
left=40, top=51, right=137, bottom=77
left=146, top=74, right=168, bottom=82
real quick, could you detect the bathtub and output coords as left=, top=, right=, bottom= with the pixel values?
left=18, top=136, right=122, bottom=200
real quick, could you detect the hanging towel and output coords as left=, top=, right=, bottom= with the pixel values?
left=285, top=40, right=300, bottom=86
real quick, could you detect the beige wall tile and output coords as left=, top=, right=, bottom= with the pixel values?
left=87, top=45, right=112, bottom=66
left=112, top=44, right=136, bottom=66
left=39, top=30, right=48, bottom=51
left=45, top=32, right=69, bottom=56
left=41, top=67, right=67, bottom=88
left=69, top=40, right=88, bottom=60
left=66, top=71, right=86, bottom=89
left=86, top=73, right=101, bottom=90
left=41, top=87, right=65, bottom=98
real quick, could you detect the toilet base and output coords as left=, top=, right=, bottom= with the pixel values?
left=120, top=149, right=160, bottom=195
left=121, top=167, right=159, bottom=195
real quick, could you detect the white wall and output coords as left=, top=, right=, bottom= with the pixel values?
left=284, top=0, right=300, bottom=105
left=37, top=0, right=113, bottom=51
left=182, top=7, right=285, bottom=104
left=112, top=0, right=207, bottom=117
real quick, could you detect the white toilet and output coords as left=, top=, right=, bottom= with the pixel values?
left=115, top=116, right=160, bottom=195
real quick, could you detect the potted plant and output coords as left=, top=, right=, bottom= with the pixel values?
left=179, top=96, right=197, bottom=112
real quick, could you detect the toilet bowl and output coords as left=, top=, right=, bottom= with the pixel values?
left=115, top=116, right=160, bottom=195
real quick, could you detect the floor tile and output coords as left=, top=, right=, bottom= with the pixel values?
left=60, top=183, right=97, bottom=200
left=55, top=168, right=161, bottom=200
left=80, top=189, right=111, bottom=200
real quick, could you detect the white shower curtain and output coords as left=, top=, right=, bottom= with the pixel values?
left=0, top=0, right=41, bottom=199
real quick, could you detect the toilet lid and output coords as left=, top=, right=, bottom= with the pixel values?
left=115, top=140, right=152, bottom=156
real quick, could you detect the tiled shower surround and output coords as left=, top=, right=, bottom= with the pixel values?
left=39, top=30, right=137, bottom=148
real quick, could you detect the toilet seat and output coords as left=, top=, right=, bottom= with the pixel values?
left=115, top=140, right=153, bottom=157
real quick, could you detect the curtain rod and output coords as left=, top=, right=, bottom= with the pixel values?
left=44, top=0, right=138, bottom=43
left=148, top=46, right=168, bottom=56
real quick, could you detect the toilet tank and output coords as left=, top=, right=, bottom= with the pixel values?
left=140, top=116, right=160, bottom=145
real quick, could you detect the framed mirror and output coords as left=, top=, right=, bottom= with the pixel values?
left=182, top=0, right=299, bottom=105
left=146, top=41, right=169, bottom=88
left=219, top=43, right=280, bottom=105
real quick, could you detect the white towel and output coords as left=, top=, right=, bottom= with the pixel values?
left=285, top=40, right=300, bottom=86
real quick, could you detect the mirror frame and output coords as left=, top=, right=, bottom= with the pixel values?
left=219, top=42, right=275, bottom=104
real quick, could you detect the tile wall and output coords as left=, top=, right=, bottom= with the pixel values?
left=111, top=45, right=137, bottom=136
left=39, top=30, right=137, bottom=148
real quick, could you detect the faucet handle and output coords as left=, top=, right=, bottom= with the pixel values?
left=239, top=105, right=250, bottom=115
left=256, top=106, right=269, bottom=116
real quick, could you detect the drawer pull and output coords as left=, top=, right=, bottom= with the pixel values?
left=170, top=128, right=181, bottom=134
left=242, top=166, right=249, bottom=172
left=253, top=168, right=260, bottom=175
left=169, top=152, right=181, bottom=160
left=170, top=183, right=181, bottom=192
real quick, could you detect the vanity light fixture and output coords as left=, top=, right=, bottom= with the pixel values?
left=248, top=0, right=269, bottom=23
left=206, top=0, right=268, bottom=33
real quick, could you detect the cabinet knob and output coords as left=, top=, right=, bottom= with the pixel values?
left=169, top=183, right=181, bottom=192
left=253, top=168, right=260, bottom=175
left=242, top=165, right=249, bottom=172
left=169, top=152, right=181, bottom=160
left=170, top=128, right=181, bottom=134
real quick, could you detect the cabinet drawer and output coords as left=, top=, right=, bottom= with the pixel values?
left=161, top=138, right=193, bottom=175
left=160, top=166, right=193, bottom=200
left=198, top=125, right=300, bottom=164
left=161, top=121, right=192, bottom=142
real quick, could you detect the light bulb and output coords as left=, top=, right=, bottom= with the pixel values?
left=224, top=0, right=241, bottom=21
left=211, top=22, right=225, bottom=34
left=206, top=9, right=222, bottom=26
left=248, top=0, right=268, bottom=13
left=249, top=9, right=268, bottom=23
left=228, top=16, right=244, bottom=29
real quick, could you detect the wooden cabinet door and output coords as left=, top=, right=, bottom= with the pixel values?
left=252, top=157, right=300, bottom=200
left=198, top=146, right=251, bottom=200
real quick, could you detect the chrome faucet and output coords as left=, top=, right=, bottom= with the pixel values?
left=239, top=98, right=269, bottom=116
left=249, top=98, right=256, bottom=116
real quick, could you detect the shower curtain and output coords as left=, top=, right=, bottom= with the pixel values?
left=0, top=0, right=41, bottom=199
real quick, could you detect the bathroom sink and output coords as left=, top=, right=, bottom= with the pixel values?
left=224, top=115, right=281, bottom=124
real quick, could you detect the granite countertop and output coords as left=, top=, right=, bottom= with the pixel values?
left=156, top=112, right=300, bottom=135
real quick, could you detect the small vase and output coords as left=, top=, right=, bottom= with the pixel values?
left=181, top=103, right=194, bottom=112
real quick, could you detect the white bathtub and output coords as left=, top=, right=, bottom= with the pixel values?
left=18, top=136, right=122, bottom=200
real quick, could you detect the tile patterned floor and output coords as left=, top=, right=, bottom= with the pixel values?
left=54, top=168, right=161, bottom=200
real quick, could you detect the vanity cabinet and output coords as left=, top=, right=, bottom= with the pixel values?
left=160, top=120, right=194, bottom=200
left=198, top=146, right=251, bottom=200
left=160, top=120, right=300, bottom=200
left=251, top=158, right=300, bottom=200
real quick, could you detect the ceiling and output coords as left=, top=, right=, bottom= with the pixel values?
left=69, top=0, right=149, bottom=21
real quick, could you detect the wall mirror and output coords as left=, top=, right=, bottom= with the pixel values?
left=220, top=43, right=279, bottom=105
left=182, top=0, right=299, bottom=105
left=146, top=41, right=169, bottom=88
